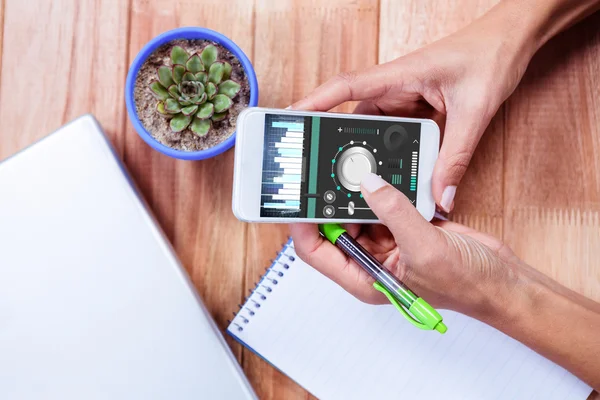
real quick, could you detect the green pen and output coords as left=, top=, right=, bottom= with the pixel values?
left=319, top=224, right=447, bottom=334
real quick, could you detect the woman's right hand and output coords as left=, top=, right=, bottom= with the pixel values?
left=291, top=4, right=538, bottom=212
left=290, top=174, right=600, bottom=390
left=290, top=173, right=522, bottom=319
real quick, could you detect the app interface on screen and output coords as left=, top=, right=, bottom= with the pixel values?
left=260, top=114, right=421, bottom=218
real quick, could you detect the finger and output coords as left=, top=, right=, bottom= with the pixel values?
left=342, top=223, right=361, bottom=239
left=353, top=101, right=383, bottom=116
left=290, top=64, right=394, bottom=111
left=362, top=224, right=396, bottom=253
left=432, top=104, right=494, bottom=212
left=289, top=223, right=368, bottom=294
left=343, top=101, right=382, bottom=241
left=433, top=211, right=449, bottom=221
left=359, top=173, right=438, bottom=250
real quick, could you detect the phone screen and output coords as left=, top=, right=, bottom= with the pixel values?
left=260, top=113, right=422, bottom=219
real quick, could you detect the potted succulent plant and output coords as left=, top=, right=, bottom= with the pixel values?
left=125, top=27, right=258, bottom=160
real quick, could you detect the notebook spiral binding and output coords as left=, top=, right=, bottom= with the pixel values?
left=230, top=238, right=295, bottom=333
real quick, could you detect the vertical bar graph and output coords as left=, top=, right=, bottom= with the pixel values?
left=387, top=158, right=403, bottom=169
left=307, top=117, right=320, bottom=218
left=410, top=151, right=418, bottom=191
left=390, top=174, right=402, bottom=185
left=261, top=116, right=307, bottom=217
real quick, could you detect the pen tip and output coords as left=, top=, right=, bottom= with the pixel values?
left=435, top=322, right=448, bottom=334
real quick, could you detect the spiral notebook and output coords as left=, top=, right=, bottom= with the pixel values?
left=227, top=239, right=592, bottom=399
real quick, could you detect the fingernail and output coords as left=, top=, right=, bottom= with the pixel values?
left=434, top=211, right=448, bottom=221
left=361, top=173, right=387, bottom=194
left=440, top=185, right=457, bottom=212
left=285, top=105, right=292, bottom=109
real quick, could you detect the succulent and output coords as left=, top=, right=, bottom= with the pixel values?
left=149, top=44, right=241, bottom=136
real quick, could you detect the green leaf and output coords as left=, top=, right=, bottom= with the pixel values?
left=208, top=62, right=224, bottom=85
left=206, top=82, right=217, bottom=100
left=168, top=84, right=181, bottom=99
left=194, top=81, right=205, bottom=95
left=150, top=81, right=169, bottom=100
left=218, top=80, right=241, bottom=98
left=186, top=54, right=204, bottom=73
left=191, top=117, right=211, bottom=137
left=179, top=98, right=193, bottom=106
left=200, top=44, right=218, bottom=68
left=182, top=72, right=196, bottom=82
left=193, top=92, right=207, bottom=105
left=212, top=94, right=233, bottom=113
left=172, top=65, right=186, bottom=84
left=171, top=46, right=189, bottom=65
left=164, top=98, right=182, bottom=113
left=170, top=113, right=193, bottom=133
left=195, top=72, right=207, bottom=84
left=196, top=102, right=214, bottom=120
left=181, top=104, right=199, bottom=116
left=211, top=112, right=228, bottom=122
left=157, top=66, right=174, bottom=87
left=156, top=101, right=167, bottom=115
left=222, top=62, right=232, bottom=80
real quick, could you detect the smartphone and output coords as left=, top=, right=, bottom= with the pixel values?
left=232, top=107, right=439, bottom=223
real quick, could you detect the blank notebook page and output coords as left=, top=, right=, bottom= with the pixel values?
left=228, top=241, right=592, bottom=400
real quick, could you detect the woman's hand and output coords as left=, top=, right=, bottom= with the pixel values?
left=290, top=173, right=521, bottom=319
left=290, top=174, right=600, bottom=389
left=291, top=174, right=600, bottom=390
left=291, top=4, right=539, bottom=212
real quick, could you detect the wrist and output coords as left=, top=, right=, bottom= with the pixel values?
left=475, top=0, right=542, bottom=64
left=493, top=0, right=600, bottom=53
left=474, top=259, right=539, bottom=329
left=477, top=258, right=566, bottom=338
left=452, top=0, right=541, bottom=99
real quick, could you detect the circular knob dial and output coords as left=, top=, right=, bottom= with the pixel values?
left=383, top=125, right=409, bottom=151
left=336, top=146, right=377, bottom=192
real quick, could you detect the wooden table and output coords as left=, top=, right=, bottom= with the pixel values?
left=0, top=0, right=598, bottom=398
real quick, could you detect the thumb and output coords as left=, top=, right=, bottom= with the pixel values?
left=432, top=107, right=492, bottom=212
left=360, top=173, right=438, bottom=250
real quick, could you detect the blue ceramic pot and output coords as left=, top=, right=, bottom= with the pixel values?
left=125, top=27, right=258, bottom=160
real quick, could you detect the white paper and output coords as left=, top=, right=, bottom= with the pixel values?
left=228, top=242, right=591, bottom=400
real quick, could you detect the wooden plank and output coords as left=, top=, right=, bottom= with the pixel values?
left=378, top=0, right=497, bottom=62
left=124, top=0, right=256, bottom=366
left=378, top=0, right=504, bottom=237
left=505, top=39, right=600, bottom=392
left=504, top=15, right=600, bottom=304
left=0, top=0, right=130, bottom=159
left=252, top=0, right=380, bottom=113
left=451, top=113, right=504, bottom=237
left=245, top=0, right=379, bottom=398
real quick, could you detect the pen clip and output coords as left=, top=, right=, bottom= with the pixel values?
left=320, top=223, right=446, bottom=333
left=373, top=281, right=431, bottom=330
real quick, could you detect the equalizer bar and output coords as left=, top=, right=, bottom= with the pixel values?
left=261, top=119, right=305, bottom=213
left=410, top=151, right=418, bottom=191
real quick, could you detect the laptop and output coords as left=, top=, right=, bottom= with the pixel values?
left=0, top=115, right=256, bottom=399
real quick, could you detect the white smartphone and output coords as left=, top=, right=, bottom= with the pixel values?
left=232, top=107, right=439, bottom=223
